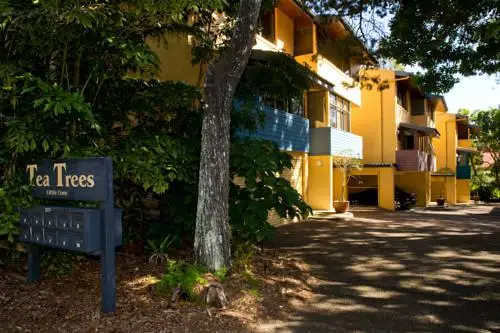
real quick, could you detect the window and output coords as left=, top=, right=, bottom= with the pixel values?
left=329, top=94, right=350, bottom=131
left=261, top=96, right=304, bottom=117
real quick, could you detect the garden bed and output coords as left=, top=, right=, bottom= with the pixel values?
left=0, top=248, right=314, bottom=332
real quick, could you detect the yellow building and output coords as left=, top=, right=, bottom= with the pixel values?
left=350, top=70, right=440, bottom=210
left=148, top=0, right=385, bottom=220
left=432, top=99, right=477, bottom=204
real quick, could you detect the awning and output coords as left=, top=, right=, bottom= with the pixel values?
left=457, top=147, right=477, bottom=154
left=399, top=122, right=440, bottom=137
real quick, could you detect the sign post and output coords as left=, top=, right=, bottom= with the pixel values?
left=19, top=157, right=121, bottom=313
left=100, top=157, right=115, bottom=313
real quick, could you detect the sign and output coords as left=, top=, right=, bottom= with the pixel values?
left=26, top=158, right=108, bottom=201
left=20, top=157, right=119, bottom=313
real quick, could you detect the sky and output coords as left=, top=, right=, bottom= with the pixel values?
left=444, top=75, right=499, bottom=114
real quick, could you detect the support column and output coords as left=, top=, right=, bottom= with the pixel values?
left=308, top=156, right=333, bottom=210
left=379, top=168, right=395, bottom=211
left=445, top=177, right=457, bottom=204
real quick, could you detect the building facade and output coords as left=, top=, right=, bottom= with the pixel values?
left=149, top=0, right=475, bottom=218
left=432, top=104, right=476, bottom=204
left=350, top=69, right=440, bottom=210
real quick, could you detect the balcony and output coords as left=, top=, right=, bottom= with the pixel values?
left=236, top=104, right=310, bottom=152
left=396, top=150, right=434, bottom=172
left=456, top=165, right=472, bottom=179
left=396, top=103, right=411, bottom=124
left=316, top=55, right=361, bottom=105
left=310, top=127, right=363, bottom=158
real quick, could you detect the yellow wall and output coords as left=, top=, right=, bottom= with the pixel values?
left=395, top=172, right=431, bottom=207
left=379, top=168, right=395, bottom=210
left=431, top=176, right=457, bottom=204
left=434, top=112, right=457, bottom=172
left=147, top=33, right=202, bottom=86
left=332, top=168, right=346, bottom=201
left=456, top=179, right=471, bottom=203
left=307, top=90, right=329, bottom=128
left=308, top=156, right=333, bottom=210
left=295, top=53, right=317, bottom=71
left=275, top=8, right=294, bottom=55
left=352, top=69, right=397, bottom=164
left=458, top=139, right=473, bottom=149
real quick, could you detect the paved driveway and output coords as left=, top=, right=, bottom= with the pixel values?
left=263, top=205, right=500, bottom=333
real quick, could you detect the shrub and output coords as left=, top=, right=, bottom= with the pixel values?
left=154, top=260, right=207, bottom=300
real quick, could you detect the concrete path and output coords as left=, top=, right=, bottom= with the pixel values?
left=262, top=205, right=500, bottom=332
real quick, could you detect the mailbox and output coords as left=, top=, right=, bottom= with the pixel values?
left=19, top=206, right=122, bottom=254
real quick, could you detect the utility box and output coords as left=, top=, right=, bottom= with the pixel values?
left=19, top=206, right=122, bottom=254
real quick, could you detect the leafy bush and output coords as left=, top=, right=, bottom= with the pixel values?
left=230, top=139, right=312, bottom=244
left=0, top=177, right=34, bottom=242
left=154, top=260, right=207, bottom=300
left=146, top=235, right=177, bottom=264
left=233, top=241, right=255, bottom=272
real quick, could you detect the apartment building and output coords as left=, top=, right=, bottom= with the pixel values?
left=150, top=0, right=476, bottom=216
left=350, top=69, right=440, bottom=210
left=432, top=103, right=477, bottom=204
left=243, top=0, right=376, bottom=218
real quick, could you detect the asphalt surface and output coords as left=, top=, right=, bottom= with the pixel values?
left=261, top=205, right=500, bottom=333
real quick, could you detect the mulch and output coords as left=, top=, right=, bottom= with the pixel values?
left=0, top=248, right=314, bottom=333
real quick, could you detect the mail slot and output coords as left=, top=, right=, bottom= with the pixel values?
left=19, top=206, right=122, bottom=254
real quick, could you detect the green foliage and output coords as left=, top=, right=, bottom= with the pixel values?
left=0, top=177, right=34, bottom=242
left=41, top=251, right=80, bottom=277
left=214, top=267, right=228, bottom=282
left=146, top=234, right=177, bottom=264
left=0, top=0, right=205, bottom=245
left=233, top=241, right=255, bottom=272
left=236, top=51, right=312, bottom=102
left=471, top=108, right=500, bottom=193
left=154, top=260, right=207, bottom=300
left=230, top=139, right=312, bottom=244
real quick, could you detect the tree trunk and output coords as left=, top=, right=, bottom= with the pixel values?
left=194, top=0, right=262, bottom=271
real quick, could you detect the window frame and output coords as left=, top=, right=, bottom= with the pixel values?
left=329, top=94, right=351, bottom=131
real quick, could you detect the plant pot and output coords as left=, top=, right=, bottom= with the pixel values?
left=472, top=195, right=480, bottom=202
left=436, top=198, right=446, bottom=207
left=334, top=201, right=350, bottom=214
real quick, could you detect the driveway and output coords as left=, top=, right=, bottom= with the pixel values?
left=262, top=205, right=500, bottom=333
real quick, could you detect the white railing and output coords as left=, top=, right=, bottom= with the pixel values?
left=316, top=55, right=361, bottom=106
left=396, top=102, right=411, bottom=124
left=253, top=35, right=278, bottom=52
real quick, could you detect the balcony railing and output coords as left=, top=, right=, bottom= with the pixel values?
left=396, top=103, right=411, bottom=124
left=456, top=165, right=472, bottom=179
left=396, top=150, right=434, bottom=172
left=316, top=55, right=361, bottom=106
left=310, top=127, right=363, bottom=158
left=235, top=104, right=310, bottom=153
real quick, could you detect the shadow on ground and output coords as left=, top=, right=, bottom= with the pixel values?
left=261, top=205, right=500, bottom=333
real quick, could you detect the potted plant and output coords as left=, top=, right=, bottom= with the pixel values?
left=436, top=183, right=446, bottom=207
left=436, top=194, right=446, bottom=207
left=332, top=151, right=362, bottom=213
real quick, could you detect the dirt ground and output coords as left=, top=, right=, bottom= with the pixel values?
left=1, top=204, right=499, bottom=332
left=0, top=247, right=315, bottom=332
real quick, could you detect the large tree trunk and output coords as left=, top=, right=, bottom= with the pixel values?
left=194, top=0, right=262, bottom=271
